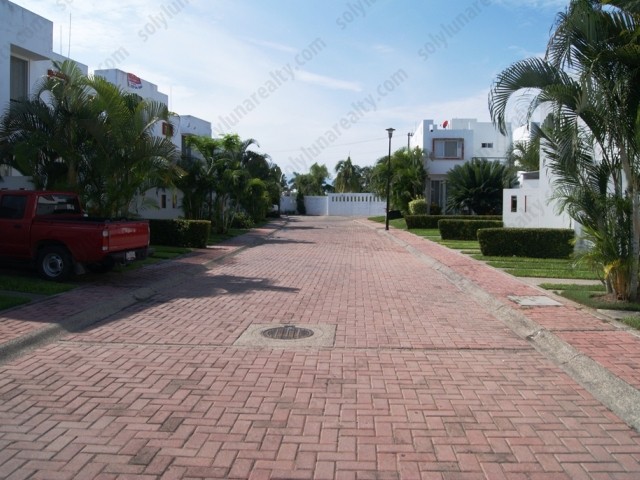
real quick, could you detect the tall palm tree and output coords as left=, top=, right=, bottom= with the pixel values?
left=334, top=156, right=361, bottom=193
left=489, top=0, right=640, bottom=299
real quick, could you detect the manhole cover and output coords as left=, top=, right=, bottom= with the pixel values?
left=261, top=325, right=314, bottom=340
left=234, top=323, right=335, bottom=348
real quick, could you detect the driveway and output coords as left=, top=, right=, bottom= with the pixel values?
left=1, top=216, right=640, bottom=479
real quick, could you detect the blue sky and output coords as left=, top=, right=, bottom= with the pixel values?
left=13, top=0, right=567, bottom=180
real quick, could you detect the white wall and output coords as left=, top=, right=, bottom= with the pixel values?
left=502, top=135, right=575, bottom=230
left=304, top=196, right=328, bottom=216
left=133, top=189, right=184, bottom=220
left=280, top=195, right=296, bottom=213
left=280, top=193, right=386, bottom=216
left=327, top=193, right=385, bottom=216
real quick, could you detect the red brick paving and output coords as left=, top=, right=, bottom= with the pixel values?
left=0, top=217, right=640, bottom=479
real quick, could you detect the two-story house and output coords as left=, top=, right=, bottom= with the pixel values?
left=410, top=118, right=512, bottom=212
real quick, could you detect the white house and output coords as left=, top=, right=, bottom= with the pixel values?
left=410, top=118, right=512, bottom=211
left=501, top=124, right=574, bottom=230
left=0, top=0, right=88, bottom=189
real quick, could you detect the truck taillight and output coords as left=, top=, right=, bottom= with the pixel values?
left=102, top=229, right=109, bottom=251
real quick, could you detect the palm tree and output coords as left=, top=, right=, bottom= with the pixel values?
left=369, top=147, right=427, bottom=213
left=506, top=139, right=540, bottom=172
left=489, top=0, right=640, bottom=299
left=446, top=158, right=517, bottom=215
left=290, top=163, right=331, bottom=196
left=83, top=75, right=181, bottom=217
left=334, top=156, right=361, bottom=193
left=0, top=60, right=94, bottom=189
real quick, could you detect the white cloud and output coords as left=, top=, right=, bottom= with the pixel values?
left=296, top=71, right=362, bottom=92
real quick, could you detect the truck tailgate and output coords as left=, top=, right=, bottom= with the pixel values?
left=106, top=221, right=150, bottom=252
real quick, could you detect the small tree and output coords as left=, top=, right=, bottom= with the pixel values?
left=446, top=158, right=516, bottom=215
left=370, top=147, right=427, bottom=213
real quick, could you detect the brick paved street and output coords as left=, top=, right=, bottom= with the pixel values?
left=1, top=216, right=640, bottom=479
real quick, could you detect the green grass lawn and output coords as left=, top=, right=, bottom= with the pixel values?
left=0, top=295, right=31, bottom=311
left=0, top=274, right=76, bottom=295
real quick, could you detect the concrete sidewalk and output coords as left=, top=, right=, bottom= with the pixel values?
left=1, top=216, right=640, bottom=479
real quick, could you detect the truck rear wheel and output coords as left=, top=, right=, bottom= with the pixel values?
left=37, top=246, right=73, bottom=281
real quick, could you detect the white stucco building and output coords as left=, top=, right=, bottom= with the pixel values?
left=410, top=118, right=512, bottom=211
left=0, top=0, right=88, bottom=189
left=502, top=124, right=574, bottom=230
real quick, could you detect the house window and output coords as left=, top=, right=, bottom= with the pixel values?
left=162, top=122, right=174, bottom=137
left=511, top=195, right=517, bottom=213
left=10, top=57, right=29, bottom=102
left=160, top=194, right=167, bottom=209
left=482, top=142, right=494, bottom=148
left=172, top=194, right=177, bottom=209
left=433, top=139, right=463, bottom=159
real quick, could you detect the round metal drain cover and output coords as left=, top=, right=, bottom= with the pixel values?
left=261, top=325, right=314, bottom=340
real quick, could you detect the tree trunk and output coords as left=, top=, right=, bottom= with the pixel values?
left=621, top=148, right=639, bottom=301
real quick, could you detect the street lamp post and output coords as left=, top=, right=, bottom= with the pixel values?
left=385, top=127, right=395, bottom=231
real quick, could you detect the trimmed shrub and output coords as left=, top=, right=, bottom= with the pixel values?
left=438, top=219, right=504, bottom=240
left=231, top=211, right=255, bottom=229
left=408, top=198, right=428, bottom=215
left=477, top=228, right=574, bottom=258
left=405, top=214, right=502, bottom=229
left=149, top=219, right=211, bottom=248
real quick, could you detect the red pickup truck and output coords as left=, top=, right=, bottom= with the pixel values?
left=0, top=190, right=150, bottom=281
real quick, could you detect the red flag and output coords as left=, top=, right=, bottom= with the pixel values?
left=442, top=120, right=449, bottom=129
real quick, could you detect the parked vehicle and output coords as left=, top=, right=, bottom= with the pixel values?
left=0, top=190, right=150, bottom=281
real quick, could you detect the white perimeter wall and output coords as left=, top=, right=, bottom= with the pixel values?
left=281, top=193, right=386, bottom=216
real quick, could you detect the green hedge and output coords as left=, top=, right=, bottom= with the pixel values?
left=405, top=214, right=502, bottom=229
left=148, top=219, right=211, bottom=248
left=438, top=219, right=504, bottom=240
left=477, top=228, right=574, bottom=258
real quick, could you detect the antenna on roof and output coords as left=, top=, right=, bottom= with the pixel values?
left=67, top=13, right=71, bottom=58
